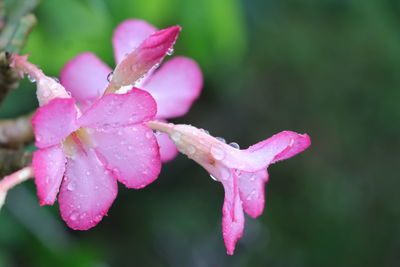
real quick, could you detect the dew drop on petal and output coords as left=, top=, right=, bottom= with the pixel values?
left=187, top=145, right=196, bottom=155
left=145, top=131, right=153, bottom=139
left=171, top=131, right=182, bottom=142
left=94, top=215, right=102, bottom=223
left=210, top=145, right=225, bottom=160
left=127, top=145, right=133, bottom=151
left=86, top=171, right=91, bottom=176
left=201, top=129, right=210, bottom=135
left=51, top=76, right=60, bottom=83
left=229, top=142, right=240, bottom=149
left=27, top=74, right=36, bottom=83
left=69, top=211, right=79, bottom=221
left=67, top=181, right=76, bottom=191
left=167, top=47, right=174, bottom=56
left=210, top=174, right=220, bottom=182
left=216, top=137, right=226, bottom=143
left=107, top=71, right=113, bottom=82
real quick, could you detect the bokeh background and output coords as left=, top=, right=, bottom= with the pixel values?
left=1, top=0, right=400, bottom=266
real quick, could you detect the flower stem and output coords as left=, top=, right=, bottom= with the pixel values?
left=0, top=166, right=34, bottom=210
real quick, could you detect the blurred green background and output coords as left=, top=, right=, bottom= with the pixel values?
left=1, top=0, right=400, bottom=266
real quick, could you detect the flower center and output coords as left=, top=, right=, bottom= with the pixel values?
left=62, top=127, right=94, bottom=157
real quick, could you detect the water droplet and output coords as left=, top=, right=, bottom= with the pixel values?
left=79, top=212, right=87, bottom=219
left=187, top=145, right=196, bottom=154
left=51, top=76, right=60, bottom=83
left=43, top=91, right=50, bottom=97
left=70, top=212, right=79, bottom=221
left=94, top=215, right=102, bottom=223
left=289, top=138, right=295, bottom=146
left=210, top=145, right=225, bottom=160
left=107, top=72, right=113, bottom=82
left=145, top=131, right=153, bottom=139
left=201, top=129, right=210, bottom=135
left=128, top=145, right=133, bottom=150
left=171, top=131, right=181, bottom=142
left=166, top=47, right=174, bottom=56
left=117, top=129, right=123, bottom=136
left=27, top=74, right=36, bottom=83
left=229, top=142, right=240, bottom=149
left=67, top=181, right=76, bottom=191
left=210, top=174, right=220, bottom=182
left=86, top=171, right=91, bottom=176
left=216, top=137, right=226, bottom=143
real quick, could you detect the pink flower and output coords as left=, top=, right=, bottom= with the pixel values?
left=31, top=88, right=160, bottom=230
left=60, top=19, right=203, bottom=162
left=147, top=121, right=311, bottom=255
left=10, top=23, right=185, bottom=230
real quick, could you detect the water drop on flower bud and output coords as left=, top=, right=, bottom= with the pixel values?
left=210, top=174, right=220, bottom=182
left=27, top=74, right=36, bottom=83
left=171, top=131, right=182, bottom=142
left=187, top=145, right=196, bottom=154
left=107, top=71, right=113, bottom=82
left=51, top=76, right=60, bottom=83
left=229, top=142, right=240, bottom=149
left=167, top=47, right=174, bottom=56
left=216, top=137, right=226, bottom=143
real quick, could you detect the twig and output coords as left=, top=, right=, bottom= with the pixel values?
left=0, top=112, right=34, bottom=148
left=6, top=13, right=36, bottom=53
left=0, top=0, right=38, bottom=51
left=0, top=148, right=32, bottom=177
left=0, top=13, right=36, bottom=106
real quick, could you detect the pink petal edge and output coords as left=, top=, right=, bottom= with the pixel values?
left=155, top=131, right=178, bottom=162
left=32, top=145, right=66, bottom=206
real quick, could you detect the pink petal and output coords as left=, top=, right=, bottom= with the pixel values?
left=31, top=98, right=78, bottom=148
left=241, top=131, right=311, bottom=172
left=90, top=125, right=161, bottom=189
left=112, top=19, right=157, bottom=65
left=32, top=145, right=66, bottom=206
left=78, top=88, right=157, bottom=129
left=142, top=57, right=203, bottom=118
left=106, top=26, right=181, bottom=93
left=156, top=132, right=178, bottom=162
left=214, top=167, right=244, bottom=255
left=238, top=170, right=268, bottom=218
left=58, top=148, right=118, bottom=230
left=60, top=52, right=112, bottom=105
